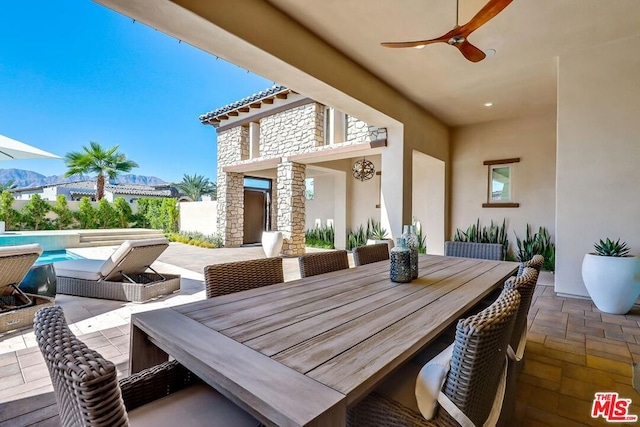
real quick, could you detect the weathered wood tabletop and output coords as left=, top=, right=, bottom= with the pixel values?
left=129, top=255, right=517, bottom=426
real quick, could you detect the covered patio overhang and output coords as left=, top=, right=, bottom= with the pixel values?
left=93, top=0, right=640, bottom=299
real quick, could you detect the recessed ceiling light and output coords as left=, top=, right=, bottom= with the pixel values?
left=413, top=45, right=426, bottom=49
left=484, top=102, right=493, bottom=107
left=484, top=49, right=496, bottom=56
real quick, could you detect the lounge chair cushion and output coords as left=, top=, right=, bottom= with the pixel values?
left=54, top=259, right=106, bottom=281
left=128, top=383, right=260, bottom=427
left=53, top=238, right=169, bottom=281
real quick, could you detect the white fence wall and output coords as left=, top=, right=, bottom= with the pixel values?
left=179, top=201, right=218, bottom=236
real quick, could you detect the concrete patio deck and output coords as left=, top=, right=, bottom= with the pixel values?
left=1, top=244, right=639, bottom=426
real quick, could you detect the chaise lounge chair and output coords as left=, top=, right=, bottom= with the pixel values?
left=0, top=243, right=54, bottom=333
left=54, top=238, right=180, bottom=302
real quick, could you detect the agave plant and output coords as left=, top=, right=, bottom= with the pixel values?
left=453, top=218, right=509, bottom=260
left=593, top=238, right=630, bottom=257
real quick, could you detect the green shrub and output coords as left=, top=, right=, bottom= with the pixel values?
left=305, top=224, right=335, bottom=249
left=346, top=224, right=368, bottom=250
left=514, top=224, right=556, bottom=271
left=0, top=190, right=20, bottom=230
left=96, top=198, right=118, bottom=228
left=52, top=195, right=74, bottom=229
left=413, top=218, right=427, bottom=254
left=113, top=197, right=133, bottom=228
left=21, top=194, right=52, bottom=230
left=166, top=231, right=223, bottom=248
left=135, top=198, right=179, bottom=232
left=75, top=197, right=97, bottom=229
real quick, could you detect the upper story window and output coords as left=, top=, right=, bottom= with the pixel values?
left=323, top=107, right=348, bottom=145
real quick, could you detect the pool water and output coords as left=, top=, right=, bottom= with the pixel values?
left=35, top=250, right=84, bottom=265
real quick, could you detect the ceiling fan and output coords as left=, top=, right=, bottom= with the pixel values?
left=381, top=0, right=513, bottom=62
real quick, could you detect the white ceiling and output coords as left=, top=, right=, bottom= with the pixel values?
left=266, top=0, right=640, bottom=126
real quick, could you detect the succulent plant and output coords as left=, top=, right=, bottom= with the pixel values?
left=593, top=238, right=630, bottom=257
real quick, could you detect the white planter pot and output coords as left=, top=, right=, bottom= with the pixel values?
left=582, top=253, right=640, bottom=314
left=262, top=231, right=284, bottom=258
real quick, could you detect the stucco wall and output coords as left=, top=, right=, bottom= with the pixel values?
left=346, top=155, right=383, bottom=232
left=179, top=201, right=218, bottom=235
left=413, top=151, right=445, bottom=255
left=304, top=174, right=335, bottom=230
left=450, top=112, right=557, bottom=256
left=556, top=35, right=640, bottom=296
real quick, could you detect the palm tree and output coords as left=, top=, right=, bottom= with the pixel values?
left=64, top=142, right=139, bottom=200
left=175, top=174, right=217, bottom=201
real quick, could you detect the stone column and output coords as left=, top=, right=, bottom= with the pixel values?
left=276, top=161, right=306, bottom=256
left=217, top=171, right=244, bottom=247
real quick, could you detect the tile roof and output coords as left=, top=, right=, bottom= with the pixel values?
left=199, top=85, right=289, bottom=124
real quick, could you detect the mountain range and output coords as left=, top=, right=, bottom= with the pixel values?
left=0, top=168, right=167, bottom=188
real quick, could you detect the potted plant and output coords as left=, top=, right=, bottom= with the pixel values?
left=366, top=223, right=394, bottom=250
left=582, top=238, right=640, bottom=314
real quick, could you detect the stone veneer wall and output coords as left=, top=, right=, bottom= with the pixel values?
left=276, top=162, right=306, bottom=256
left=217, top=127, right=247, bottom=246
left=215, top=101, right=387, bottom=248
left=260, top=103, right=323, bottom=156
left=347, top=115, right=387, bottom=143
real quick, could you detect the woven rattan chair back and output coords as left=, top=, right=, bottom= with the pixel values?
left=298, top=250, right=349, bottom=278
left=436, top=287, right=520, bottom=427
left=517, top=254, right=545, bottom=277
left=444, top=241, right=504, bottom=261
left=204, top=257, right=284, bottom=298
left=504, top=266, right=539, bottom=355
left=34, top=306, right=128, bottom=427
left=352, top=243, right=390, bottom=267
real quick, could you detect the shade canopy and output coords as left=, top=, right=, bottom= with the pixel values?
left=0, top=134, right=61, bottom=160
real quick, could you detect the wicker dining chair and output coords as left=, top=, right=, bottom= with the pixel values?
left=34, top=306, right=259, bottom=427
left=517, top=254, right=545, bottom=277
left=204, top=257, right=284, bottom=298
left=298, top=250, right=350, bottom=278
left=353, top=243, right=390, bottom=266
left=444, top=241, right=504, bottom=261
left=347, top=287, right=521, bottom=427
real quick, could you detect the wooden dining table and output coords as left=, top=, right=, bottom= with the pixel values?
left=129, top=254, right=518, bottom=427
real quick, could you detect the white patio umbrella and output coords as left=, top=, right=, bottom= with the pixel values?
left=0, top=134, right=61, bottom=160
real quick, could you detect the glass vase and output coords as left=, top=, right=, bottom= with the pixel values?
left=402, top=225, right=419, bottom=279
left=390, top=237, right=412, bottom=283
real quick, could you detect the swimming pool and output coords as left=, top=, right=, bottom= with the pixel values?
left=35, top=250, right=84, bottom=265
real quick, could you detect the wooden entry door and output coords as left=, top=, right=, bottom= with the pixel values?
left=243, top=189, right=267, bottom=244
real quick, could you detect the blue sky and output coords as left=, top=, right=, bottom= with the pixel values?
left=0, top=1, right=273, bottom=183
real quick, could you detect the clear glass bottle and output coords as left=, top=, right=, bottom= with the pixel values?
left=390, top=237, right=412, bottom=283
left=402, top=225, right=419, bottom=279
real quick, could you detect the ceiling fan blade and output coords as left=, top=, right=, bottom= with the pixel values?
left=459, top=0, right=513, bottom=36
left=381, top=36, right=449, bottom=49
left=456, top=40, right=487, bottom=62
